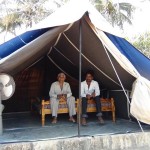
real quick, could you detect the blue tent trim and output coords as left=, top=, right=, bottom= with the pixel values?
left=0, top=28, right=50, bottom=59
left=105, top=32, right=150, bottom=80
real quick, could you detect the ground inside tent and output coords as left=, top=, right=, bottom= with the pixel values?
left=1, top=112, right=150, bottom=144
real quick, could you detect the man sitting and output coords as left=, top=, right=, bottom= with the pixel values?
left=81, top=70, right=104, bottom=125
left=49, top=73, right=76, bottom=123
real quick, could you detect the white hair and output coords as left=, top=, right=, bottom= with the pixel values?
left=57, top=73, right=66, bottom=78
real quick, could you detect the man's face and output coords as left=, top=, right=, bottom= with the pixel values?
left=58, top=75, right=66, bottom=82
left=86, top=74, right=93, bottom=82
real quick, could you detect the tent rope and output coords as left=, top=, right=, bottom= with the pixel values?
left=24, top=57, right=44, bottom=70
left=48, top=23, right=74, bottom=55
left=48, top=33, right=62, bottom=55
left=18, top=35, right=28, bottom=45
left=53, top=46, right=76, bottom=66
left=101, top=41, right=144, bottom=132
left=47, top=55, right=78, bottom=82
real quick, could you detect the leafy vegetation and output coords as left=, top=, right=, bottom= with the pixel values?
left=132, top=32, right=150, bottom=58
left=90, top=0, right=135, bottom=29
left=0, top=0, right=53, bottom=41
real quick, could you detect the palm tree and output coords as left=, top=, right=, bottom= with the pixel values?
left=0, top=13, right=22, bottom=35
left=14, top=0, right=53, bottom=28
left=91, top=0, right=135, bottom=29
left=0, top=0, right=54, bottom=42
left=0, top=13, right=22, bottom=42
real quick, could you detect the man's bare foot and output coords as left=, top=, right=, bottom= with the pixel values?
left=52, top=117, right=57, bottom=124
left=81, top=118, right=87, bottom=126
left=98, top=116, right=104, bottom=124
left=69, top=116, right=76, bottom=123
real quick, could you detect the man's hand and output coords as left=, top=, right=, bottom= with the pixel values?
left=57, top=94, right=67, bottom=100
left=62, top=94, right=67, bottom=100
left=91, top=92, right=96, bottom=98
left=86, top=94, right=92, bottom=100
left=57, top=94, right=63, bottom=99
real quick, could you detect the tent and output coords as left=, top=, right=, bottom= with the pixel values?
left=0, top=0, right=150, bottom=124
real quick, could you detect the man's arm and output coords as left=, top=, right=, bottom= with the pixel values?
left=81, top=82, right=86, bottom=98
left=49, top=83, right=57, bottom=98
left=95, top=81, right=100, bottom=96
left=66, top=83, right=72, bottom=98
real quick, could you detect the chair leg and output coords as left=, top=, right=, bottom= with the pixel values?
left=112, top=111, right=115, bottom=122
left=42, top=114, right=45, bottom=126
left=111, top=98, right=115, bottom=122
left=77, top=99, right=82, bottom=124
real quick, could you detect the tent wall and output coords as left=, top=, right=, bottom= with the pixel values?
left=3, top=56, right=130, bottom=119
left=109, top=91, right=131, bottom=119
left=2, top=57, right=78, bottom=112
left=0, top=25, right=68, bottom=75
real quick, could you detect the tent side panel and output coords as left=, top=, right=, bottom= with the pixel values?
left=0, top=28, right=50, bottom=59
left=109, top=91, right=131, bottom=119
left=105, top=32, right=150, bottom=81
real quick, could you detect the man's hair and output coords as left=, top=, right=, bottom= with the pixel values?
left=85, top=70, right=94, bottom=77
left=57, top=72, right=66, bottom=78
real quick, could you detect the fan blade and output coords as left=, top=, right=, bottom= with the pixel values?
left=0, top=73, right=15, bottom=100
left=0, top=74, right=10, bottom=86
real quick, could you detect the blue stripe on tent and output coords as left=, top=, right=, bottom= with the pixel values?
left=0, top=28, right=50, bottom=59
left=105, top=32, right=150, bottom=81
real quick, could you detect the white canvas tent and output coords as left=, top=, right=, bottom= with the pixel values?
left=0, top=0, right=150, bottom=124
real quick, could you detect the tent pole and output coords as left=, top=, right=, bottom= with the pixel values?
left=126, top=90, right=131, bottom=120
left=78, top=19, right=82, bottom=137
left=0, top=83, right=4, bottom=135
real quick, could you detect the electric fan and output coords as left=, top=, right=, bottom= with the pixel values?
left=0, top=73, right=15, bottom=135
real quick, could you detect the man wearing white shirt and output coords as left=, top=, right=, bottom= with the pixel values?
left=81, top=71, right=104, bottom=125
